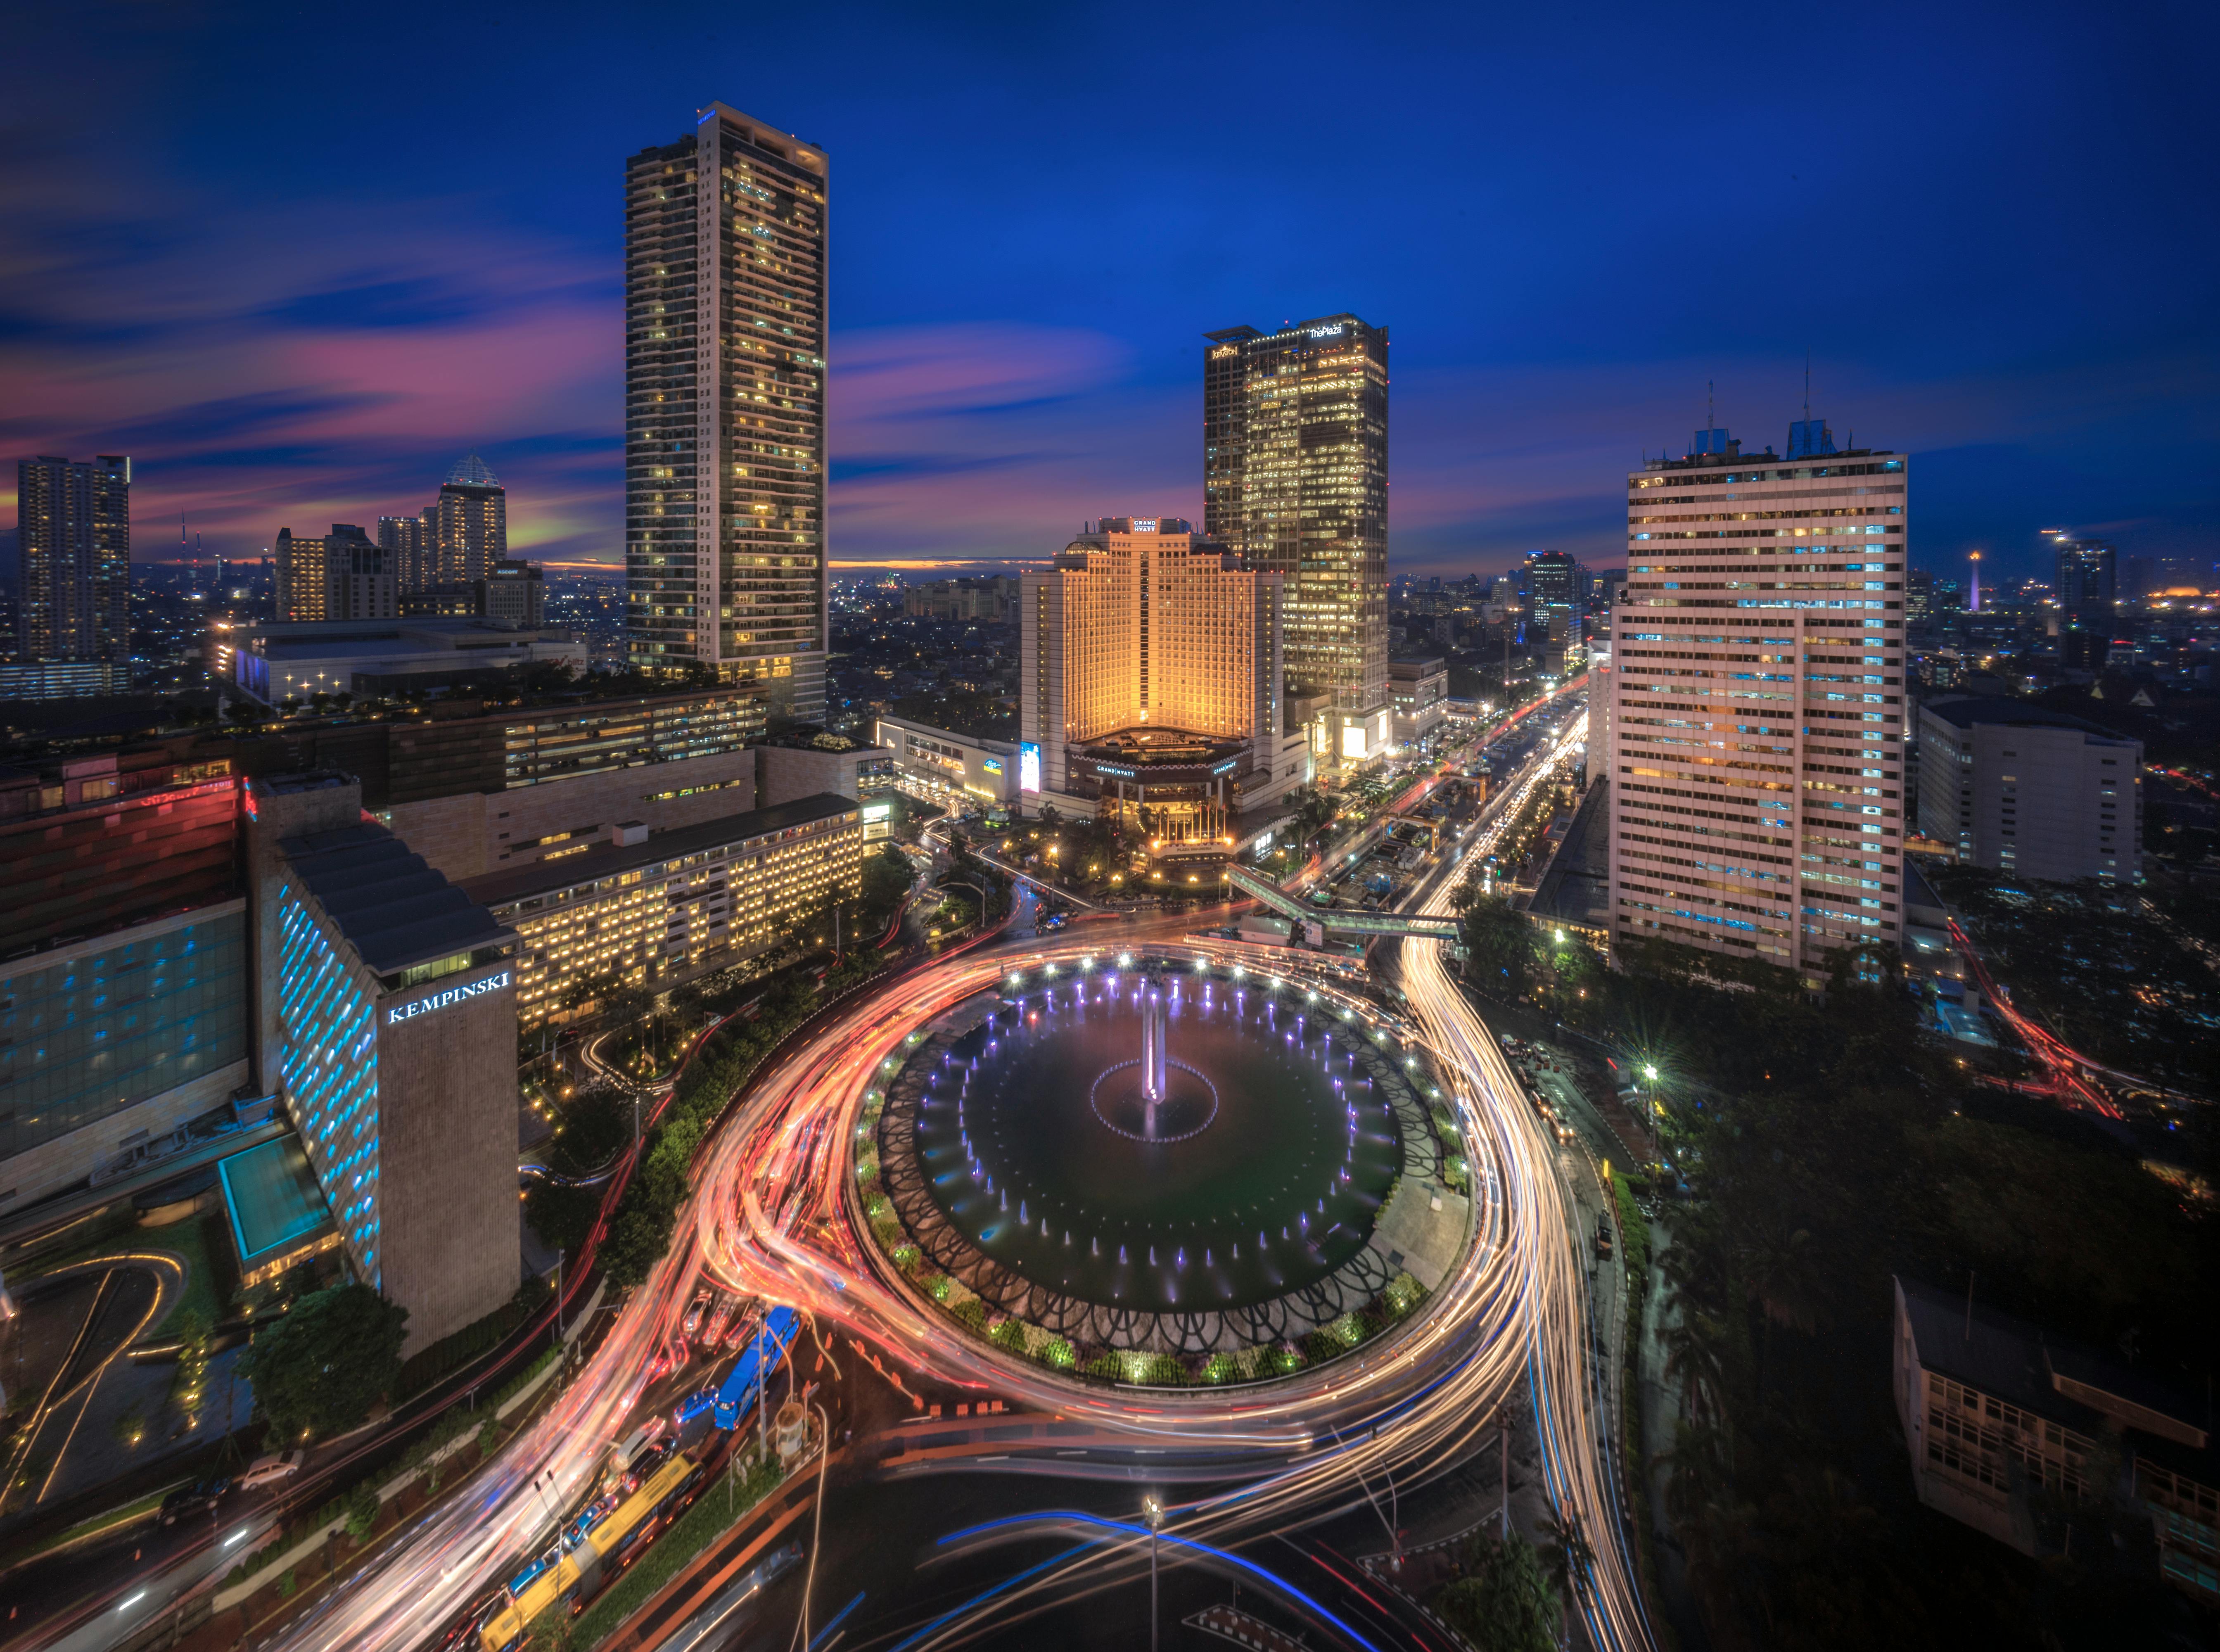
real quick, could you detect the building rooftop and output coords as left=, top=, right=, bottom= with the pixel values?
left=458, top=793, right=859, bottom=909
left=281, top=821, right=514, bottom=974
left=1897, top=1277, right=2213, bottom=1469
left=1919, top=697, right=2134, bottom=741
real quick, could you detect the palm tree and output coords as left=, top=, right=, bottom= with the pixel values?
left=1659, top=1309, right=1727, bottom=1425
left=1536, top=1505, right=1594, bottom=1646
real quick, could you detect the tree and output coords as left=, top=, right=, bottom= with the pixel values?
left=238, top=1282, right=408, bottom=1440
left=1435, top=1530, right=1559, bottom=1652
left=1459, top=894, right=1539, bottom=998
left=1536, top=1507, right=1595, bottom=1646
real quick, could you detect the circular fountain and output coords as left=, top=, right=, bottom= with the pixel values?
left=870, top=957, right=1433, bottom=1360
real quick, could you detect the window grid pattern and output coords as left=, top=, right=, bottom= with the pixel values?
left=0, top=913, right=245, bottom=1158
left=275, top=889, right=380, bottom=1285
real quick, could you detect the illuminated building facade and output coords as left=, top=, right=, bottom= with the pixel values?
left=434, top=454, right=508, bottom=586
left=1020, top=518, right=1303, bottom=836
left=250, top=771, right=521, bottom=1350
left=0, top=750, right=248, bottom=1210
left=462, top=794, right=861, bottom=1030
left=14, top=454, right=130, bottom=693
left=273, top=525, right=394, bottom=624
left=1202, top=315, right=1389, bottom=750
left=624, top=102, right=829, bottom=719
left=1604, top=422, right=1907, bottom=979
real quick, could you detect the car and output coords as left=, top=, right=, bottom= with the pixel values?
left=682, top=1288, right=713, bottom=1340
left=239, top=1450, right=306, bottom=1490
left=160, top=1477, right=230, bottom=1524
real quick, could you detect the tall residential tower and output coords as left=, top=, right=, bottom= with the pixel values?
left=14, top=454, right=130, bottom=694
left=1603, top=421, right=1908, bottom=982
left=624, top=103, right=828, bottom=720
left=1203, top=315, right=1388, bottom=763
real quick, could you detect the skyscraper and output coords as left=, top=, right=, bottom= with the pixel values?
left=1020, top=518, right=1302, bottom=833
left=1604, top=420, right=1907, bottom=982
left=435, top=453, right=507, bottom=586
left=624, top=103, right=829, bottom=720
left=2052, top=534, right=2116, bottom=672
left=1203, top=315, right=1388, bottom=752
left=14, top=454, right=130, bottom=692
left=378, top=512, right=434, bottom=593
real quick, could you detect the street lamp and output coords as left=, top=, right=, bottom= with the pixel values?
left=1142, top=1495, right=1165, bottom=1652
left=1644, top=1063, right=1660, bottom=1158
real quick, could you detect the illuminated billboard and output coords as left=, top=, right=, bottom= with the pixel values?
left=1019, top=741, right=1041, bottom=793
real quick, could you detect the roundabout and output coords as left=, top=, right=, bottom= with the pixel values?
left=864, top=956, right=1453, bottom=1362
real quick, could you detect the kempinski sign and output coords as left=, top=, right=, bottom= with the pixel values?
left=385, top=971, right=512, bottom=1025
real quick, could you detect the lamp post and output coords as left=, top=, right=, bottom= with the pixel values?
left=1644, top=1063, right=1660, bottom=1162
left=1142, top=1495, right=1164, bottom=1652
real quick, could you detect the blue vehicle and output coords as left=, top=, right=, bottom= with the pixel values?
left=676, top=1305, right=802, bottom=1431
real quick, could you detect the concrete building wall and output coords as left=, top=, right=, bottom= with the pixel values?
left=376, top=960, right=519, bottom=1349
left=381, top=745, right=761, bottom=881
left=0, top=1058, right=249, bottom=1214
left=756, top=742, right=879, bottom=810
left=1915, top=703, right=2140, bottom=883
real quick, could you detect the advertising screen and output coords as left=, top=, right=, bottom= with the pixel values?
left=1018, top=741, right=1041, bottom=794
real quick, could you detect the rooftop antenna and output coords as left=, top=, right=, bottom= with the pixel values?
left=1803, top=353, right=1812, bottom=427
left=1708, top=378, right=1715, bottom=434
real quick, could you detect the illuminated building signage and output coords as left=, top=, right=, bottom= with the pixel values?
left=1210, top=758, right=1239, bottom=776
left=384, top=971, right=511, bottom=1025
left=1095, top=763, right=1137, bottom=779
left=1306, top=323, right=1344, bottom=338
left=982, top=758, right=1003, bottom=774
left=861, top=800, right=893, bottom=822
left=1018, top=742, right=1041, bottom=793
left=1131, top=519, right=1158, bottom=533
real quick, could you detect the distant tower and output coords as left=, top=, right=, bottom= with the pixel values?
left=14, top=454, right=130, bottom=691
left=1968, top=551, right=1982, bottom=615
left=436, top=453, right=507, bottom=586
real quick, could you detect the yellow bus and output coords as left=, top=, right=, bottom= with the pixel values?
left=479, top=1448, right=704, bottom=1652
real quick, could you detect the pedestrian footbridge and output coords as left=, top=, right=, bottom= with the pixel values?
left=1227, top=866, right=1461, bottom=940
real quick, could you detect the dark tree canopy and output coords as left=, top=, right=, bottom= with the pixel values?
left=238, top=1282, right=408, bottom=1440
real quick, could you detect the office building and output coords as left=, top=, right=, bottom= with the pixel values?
left=1604, top=421, right=1908, bottom=979
left=1020, top=517, right=1304, bottom=837
left=377, top=512, right=436, bottom=594
left=1202, top=314, right=1390, bottom=750
left=248, top=772, right=519, bottom=1351
left=624, top=103, right=829, bottom=719
left=0, top=750, right=248, bottom=1211
left=1389, top=656, right=1449, bottom=748
left=2052, top=534, right=2117, bottom=672
left=225, top=615, right=586, bottom=705
left=14, top=454, right=130, bottom=694
left=1892, top=1277, right=2217, bottom=1601
left=398, top=558, right=546, bottom=629
left=434, top=453, right=508, bottom=586
left=1526, top=550, right=1580, bottom=621
left=462, top=795, right=861, bottom=1031
left=1914, top=697, right=2141, bottom=882
left=273, top=525, right=395, bottom=624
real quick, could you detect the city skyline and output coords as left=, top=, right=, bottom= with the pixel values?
left=3, top=2, right=2213, bottom=584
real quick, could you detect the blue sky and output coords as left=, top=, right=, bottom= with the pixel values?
left=3, top=0, right=2213, bottom=582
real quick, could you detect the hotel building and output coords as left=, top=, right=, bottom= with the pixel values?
left=460, top=794, right=862, bottom=1031
left=1202, top=316, right=1390, bottom=763
left=248, top=772, right=521, bottom=1349
left=624, top=102, right=829, bottom=719
left=434, top=454, right=508, bottom=586
left=1019, top=518, right=1305, bottom=837
left=1603, top=420, right=1907, bottom=979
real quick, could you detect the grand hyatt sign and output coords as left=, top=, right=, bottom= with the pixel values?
left=384, top=971, right=512, bottom=1026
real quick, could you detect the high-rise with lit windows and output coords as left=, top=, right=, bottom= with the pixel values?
left=1604, top=420, right=1908, bottom=980
left=1202, top=315, right=1388, bottom=752
left=14, top=453, right=130, bottom=693
left=434, top=453, right=507, bottom=586
left=1020, top=518, right=1303, bottom=836
left=624, top=103, right=828, bottom=719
